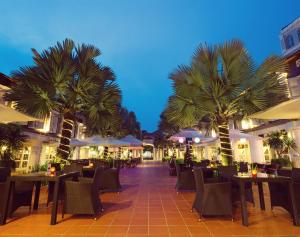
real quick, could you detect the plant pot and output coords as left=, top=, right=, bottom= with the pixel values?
left=0, top=160, right=16, bottom=169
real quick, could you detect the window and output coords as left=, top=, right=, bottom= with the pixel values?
left=15, top=147, right=31, bottom=170
left=285, top=34, right=294, bottom=49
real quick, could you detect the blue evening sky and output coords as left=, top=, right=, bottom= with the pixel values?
left=0, top=0, right=299, bottom=131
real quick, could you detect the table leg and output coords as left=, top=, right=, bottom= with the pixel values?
left=289, top=180, right=299, bottom=226
left=0, top=181, right=14, bottom=225
left=33, top=181, right=41, bottom=210
left=239, top=181, right=248, bottom=226
left=257, top=182, right=265, bottom=210
left=50, top=180, right=60, bottom=225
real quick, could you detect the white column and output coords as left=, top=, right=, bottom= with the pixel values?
left=249, top=138, right=265, bottom=164
left=291, top=127, right=300, bottom=167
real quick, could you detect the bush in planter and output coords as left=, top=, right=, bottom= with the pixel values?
left=0, top=124, right=27, bottom=169
left=162, top=156, right=171, bottom=162
left=271, top=157, right=292, bottom=168
left=0, top=150, right=16, bottom=169
left=175, top=159, right=185, bottom=164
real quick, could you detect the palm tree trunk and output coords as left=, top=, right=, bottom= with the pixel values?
left=218, top=122, right=233, bottom=165
left=103, top=146, right=108, bottom=159
left=57, top=113, right=74, bottom=160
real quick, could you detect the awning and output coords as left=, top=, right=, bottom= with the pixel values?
left=120, top=135, right=143, bottom=146
left=70, top=138, right=88, bottom=147
left=169, top=128, right=204, bottom=142
left=83, top=136, right=131, bottom=147
left=249, top=98, right=300, bottom=120
left=0, top=104, right=39, bottom=123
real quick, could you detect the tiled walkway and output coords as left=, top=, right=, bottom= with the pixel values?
left=1, top=162, right=300, bottom=236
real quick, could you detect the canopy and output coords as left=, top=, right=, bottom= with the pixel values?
left=83, top=135, right=131, bottom=147
left=169, top=128, right=204, bottom=142
left=70, top=138, right=88, bottom=147
left=229, top=129, right=263, bottom=141
left=249, top=98, right=300, bottom=120
left=120, top=135, right=143, bottom=146
left=0, top=104, right=39, bottom=123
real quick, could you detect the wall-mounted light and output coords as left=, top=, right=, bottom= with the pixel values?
left=179, top=138, right=184, bottom=143
left=194, top=137, right=200, bottom=143
left=240, top=138, right=246, bottom=143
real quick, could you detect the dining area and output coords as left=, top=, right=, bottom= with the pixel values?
left=174, top=161, right=300, bottom=227
left=0, top=158, right=130, bottom=227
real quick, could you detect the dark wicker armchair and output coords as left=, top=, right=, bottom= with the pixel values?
left=192, top=168, right=233, bottom=219
left=63, top=168, right=104, bottom=219
left=99, top=167, right=122, bottom=193
left=63, top=163, right=84, bottom=176
left=175, top=164, right=195, bottom=192
left=218, top=166, right=254, bottom=204
left=47, top=163, right=83, bottom=206
left=0, top=167, right=33, bottom=217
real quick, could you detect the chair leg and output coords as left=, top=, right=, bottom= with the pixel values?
left=198, top=214, right=204, bottom=222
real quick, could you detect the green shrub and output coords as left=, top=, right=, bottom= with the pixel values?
left=175, top=159, right=185, bottom=164
left=271, top=158, right=292, bottom=167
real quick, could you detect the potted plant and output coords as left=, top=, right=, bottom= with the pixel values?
left=0, top=124, right=27, bottom=169
left=266, top=131, right=297, bottom=168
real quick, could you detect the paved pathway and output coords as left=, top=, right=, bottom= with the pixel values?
left=0, top=162, right=299, bottom=236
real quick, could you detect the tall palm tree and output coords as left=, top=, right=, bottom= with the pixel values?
left=165, top=40, right=288, bottom=165
left=5, top=39, right=121, bottom=160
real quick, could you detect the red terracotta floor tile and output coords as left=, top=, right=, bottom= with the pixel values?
left=1, top=162, right=299, bottom=237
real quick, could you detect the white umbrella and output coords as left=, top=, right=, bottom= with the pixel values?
left=229, top=129, right=263, bottom=141
left=169, top=128, right=204, bottom=143
left=70, top=138, right=88, bottom=147
left=0, top=104, right=39, bottom=123
left=83, top=135, right=131, bottom=147
left=249, top=97, right=300, bottom=120
left=120, top=135, right=143, bottom=146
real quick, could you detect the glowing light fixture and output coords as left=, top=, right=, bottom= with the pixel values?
left=240, top=138, right=246, bottom=143
left=1, top=145, right=8, bottom=151
left=194, top=137, right=200, bottom=143
left=178, top=138, right=185, bottom=143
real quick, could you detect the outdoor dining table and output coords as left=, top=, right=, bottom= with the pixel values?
left=232, top=173, right=299, bottom=227
left=0, top=171, right=80, bottom=225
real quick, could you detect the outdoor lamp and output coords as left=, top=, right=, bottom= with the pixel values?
left=50, top=167, right=56, bottom=176
left=240, top=138, right=246, bottom=143
left=194, top=137, right=200, bottom=143
left=179, top=138, right=184, bottom=143
left=1, top=145, right=7, bottom=151
left=251, top=169, right=257, bottom=178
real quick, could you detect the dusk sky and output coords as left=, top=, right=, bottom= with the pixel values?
left=0, top=0, right=299, bottom=131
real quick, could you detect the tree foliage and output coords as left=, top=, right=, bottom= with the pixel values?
left=164, top=39, right=288, bottom=164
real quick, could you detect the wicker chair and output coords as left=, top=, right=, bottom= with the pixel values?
left=0, top=167, right=33, bottom=217
left=64, top=163, right=84, bottom=176
left=99, top=167, right=122, bottom=193
left=175, top=164, right=195, bottom=192
left=47, top=163, right=83, bottom=206
left=218, top=166, right=254, bottom=204
left=268, top=169, right=292, bottom=214
left=192, top=168, right=233, bottom=219
left=63, top=167, right=104, bottom=219
left=239, top=162, right=248, bottom=173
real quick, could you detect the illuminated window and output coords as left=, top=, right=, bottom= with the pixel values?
left=15, top=147, right=31, bottom=170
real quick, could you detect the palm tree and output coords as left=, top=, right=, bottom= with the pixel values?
left=165, top=40, right=288, bottom=165
left=5, top=39, right=121, bottom=160
left=0, top=124, right=27, bottom=167
left=267, top=131, right=297, bottom=158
